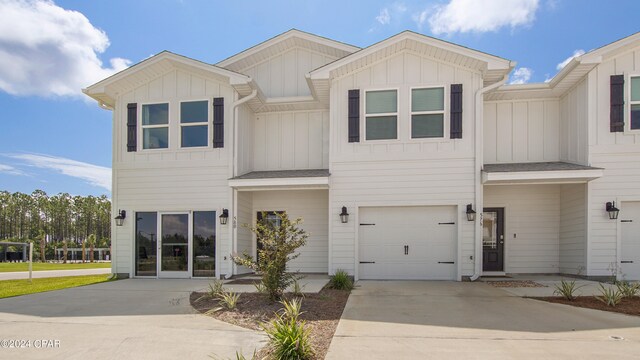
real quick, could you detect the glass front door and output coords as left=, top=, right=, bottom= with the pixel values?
left=159, top=213, right=190, bottom=278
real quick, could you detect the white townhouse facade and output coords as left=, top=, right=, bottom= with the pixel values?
left=84, top=29, right=640, bottom=282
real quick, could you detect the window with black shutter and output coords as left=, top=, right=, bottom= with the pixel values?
left=213, top=97, right=224, bottom=148
left=610, top=75, right=624, bottom=132
left=126, top=103, right=137, bottom=152
left=450, top=84, right=463, bottom=139
left=348, top=90, right=360, bottom=142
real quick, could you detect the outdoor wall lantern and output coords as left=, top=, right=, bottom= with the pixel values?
left=606, top=201, right=620, bottom=220
left=340, top=206, right=349, bottom=223
left=114, top=210, right=126, bottom=227
left=466, top=204, right=476, bottom=222
left=219, top=209, right=229, bottom=225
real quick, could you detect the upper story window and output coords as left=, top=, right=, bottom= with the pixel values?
left=365, top=90, right=398, bottom=140
left=180, top=100, right=209, bottom=147
left=142, top=103, right=169, bottom=149
left=411, top=87, right=444, bottom=138
left=631, top=76, right=640, bottom=130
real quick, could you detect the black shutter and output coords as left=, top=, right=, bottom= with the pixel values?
left=213, top=97, right=224, bottom=148
left=126, top=103, right=137, bottom=152
left=348, top=89, right=360, bottom=142
left=610, top=75, right=625, bottom=132
left=450, top=84, right=463, bottom=139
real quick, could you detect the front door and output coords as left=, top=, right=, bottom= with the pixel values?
left=159, top=213, right=190, bottom=278
left=483, top=208, right=504, bottom=272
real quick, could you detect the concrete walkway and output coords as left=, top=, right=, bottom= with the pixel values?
left=480, top=274, right=618, bottom=297
left=0, top=279, right=265, bottom=359
left=0, top=268, right=112, bottom=281
left=326, top=281, right=640, bottom=360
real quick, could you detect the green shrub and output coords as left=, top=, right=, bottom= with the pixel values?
left=329, top=269, right=353, bottom=290
left=553, top=279, right=583, bottom=300
left=616, top=281, right=640, bottom=298
left=197, top=280, right=225, bottom=303
left=597, top=284, right=623, bottom=307
left=291, top=278, right=305, bottom=297
left=262, top=298, right=314, bottom=360
left=233, top=212, right=308, bottom=301
left=204, top=290, right=240, bottom=314
left=254, top=280, right=268, bottom=295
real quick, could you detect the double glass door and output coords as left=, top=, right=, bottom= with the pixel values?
left=135, top=211, right=216, bottom=278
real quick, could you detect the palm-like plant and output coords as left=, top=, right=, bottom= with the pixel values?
left=87, top=234, right=97, bottom=263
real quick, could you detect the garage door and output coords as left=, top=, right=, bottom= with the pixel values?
left=621, top=202, right=640, bottom=280
left=358, top=206, right=457, bottom=280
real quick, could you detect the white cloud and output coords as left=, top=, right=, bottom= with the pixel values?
left=417, top=0, right=540, bottom=35
left=376, top=8, right=391, bottom=25
left=510, top=67, right=533, bottom=84
left=556, top=49, right=585, bottom=70
left=0, top=164, right=28, bottom=176
left=7, top=153, right=111, bottom=191
left=0, top=0, right=130, bottom=98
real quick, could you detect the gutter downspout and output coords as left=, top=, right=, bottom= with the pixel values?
left=225, top=89, right=258, bottom=279
left=470, top=73, right=510, bottom=282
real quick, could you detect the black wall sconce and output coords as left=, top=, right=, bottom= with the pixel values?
left=340, top=206, right=349, bottom=223
left=606, top=202, right=619, bottom=220
left=114, top=210, right=126, bottom=226
left=219, top=209, right=229, bottom=225
left=466, top=204, right=476, bottom=222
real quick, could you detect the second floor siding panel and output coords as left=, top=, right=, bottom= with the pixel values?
left=252, top=110, right=330, bottom=171
left=559, top=78, right=589, bottom=165
left=484, top=99, right=560, bottom=164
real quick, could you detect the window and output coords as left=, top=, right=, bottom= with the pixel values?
left=135, top=212, right=157, bottom=276
left=365, top=90, right=398, bottom=140
left=192, top=211, right=216, bottom=277
left=142, top=103, right=169, bottom=149
left=631, top=76, right=640, bottom=130
left=181, top=100, right=209, bottom=147
left=411, top=87, right=444, bottom=138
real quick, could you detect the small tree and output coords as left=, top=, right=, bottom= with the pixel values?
left=87, top=234, right=96, bottom=263
left=233, top=212, right=308, bottom=301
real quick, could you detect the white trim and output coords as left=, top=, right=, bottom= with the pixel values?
left=363, top=88, right=400, bottom=142
left=482, top=169, right=604, bottom=185
left=229, top=176, right=330, bottom=189
left=409, top=85, right=447, bottom=140
left=179, top=99, right=211, bottom=149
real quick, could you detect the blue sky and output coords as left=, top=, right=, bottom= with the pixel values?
left=0, top=0, right=639, bottom=196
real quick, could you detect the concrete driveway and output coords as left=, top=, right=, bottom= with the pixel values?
left=326, top=281, right=640, bottom=359
left=0, top=279, right=265, bottom=360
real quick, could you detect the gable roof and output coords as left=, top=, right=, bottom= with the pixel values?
left=216, top=29, right=360, bottom=72
left=83, top=51, right=251, bottom=108
left=487, top=31, right=640, bottom=101
left=308, top=31, right=514, bottom=85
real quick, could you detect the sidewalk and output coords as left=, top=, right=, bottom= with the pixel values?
left=0, top=268, right=112, bottom=281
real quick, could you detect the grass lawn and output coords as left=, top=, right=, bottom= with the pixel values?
left=0, top=274, right=115, bottom=299
left=0, top=262, right=111, bottom=272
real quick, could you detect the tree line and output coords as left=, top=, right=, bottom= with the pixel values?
left=0, top=190, right=111, bottom=256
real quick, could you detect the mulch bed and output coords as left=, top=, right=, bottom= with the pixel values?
left=190, top=287, right=350, bottom=359
left=224, top=278, right=262, bottom=285
left=532, top=296, right=640, bottom=316
left=486, top=280, right=546, bottom=288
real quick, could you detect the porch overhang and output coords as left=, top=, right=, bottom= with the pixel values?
left=482, top=162, right=604, bottom=185
left=229, top=169, right=330, bottom=191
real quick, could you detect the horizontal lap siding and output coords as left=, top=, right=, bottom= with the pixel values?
left=484, top=185, right=560, bottom=274
left=251, top=190, right=328, bottom=273
left=559, top=184, right=587, bottom=275
left=235, top=192, right=253, bottom=275
left=587, top=51, right=640, bottom=276
left=331, top=159, right=475, bottom=276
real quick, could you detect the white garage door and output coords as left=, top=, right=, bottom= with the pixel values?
left=621, top=202, right=640, bottom=280
left=358, top=206, right=457, bottom=280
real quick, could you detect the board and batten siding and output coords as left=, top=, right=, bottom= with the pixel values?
left=329, top=50, right=482, bottom=277
left=559, top=184, right=587, bottom=275
left=559, top=79, right=589, bottom=165
left=112, top=67, right=234, bottom=276
left=251, top=190, right=329, bottom=273
left=484, top=185, right=561, bottom=273
left=586, top=48, right=640, bottom=276
left=236, top=104, right=254, bottom=176
left=241, top=47, right=338, bottom=98
left=253, top=110, right=329, bottom=171
left=483, top=100, right=560, bottom=164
